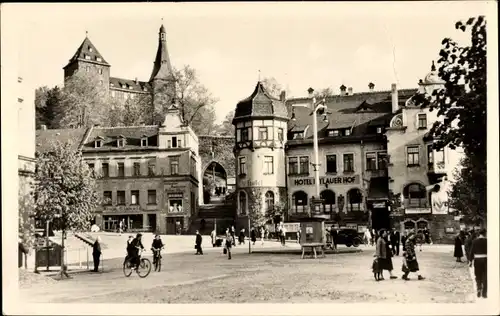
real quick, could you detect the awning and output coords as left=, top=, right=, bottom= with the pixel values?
left=367, top=177, right=389, bottom=201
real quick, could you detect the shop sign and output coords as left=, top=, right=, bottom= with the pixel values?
left=373, top=202, right=386, bottom=208
left=405, top=208, right=431, bottom=215
left=345, top=223, right=358, bottom=230
left=103, top=205, right=141, bottom=212
left=283, top=223, right=300, bottom=233
left=168, top=193, right=184, bottom=199
left=292, top=175, right=359, bottom=187
left=445, top=227, right=455, bottom=234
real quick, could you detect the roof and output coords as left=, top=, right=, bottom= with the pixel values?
left=367, top=177, right=389, bottom=200
left=233, top=81, right=288, bottom=122
left=286, top=88, right=417, bottom=142
left=82, top=126, right=159, bottom=151
left=64, top=37, right=109, bottom=69
left=149, top=25, right=175, bottom=82
left=109, top=77, right=152, bottom=93
left=36, top=128, right=89, bottom=153
left=422, top=61, right=445, bottom=85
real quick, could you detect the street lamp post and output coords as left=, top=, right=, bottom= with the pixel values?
left=310, top=92, right=327, bottom=216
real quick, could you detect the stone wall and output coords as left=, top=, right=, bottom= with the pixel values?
left=199, top=136, right=235, bottom=178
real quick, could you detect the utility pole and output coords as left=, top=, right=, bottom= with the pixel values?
left=248, top=216, right=251, bottom=254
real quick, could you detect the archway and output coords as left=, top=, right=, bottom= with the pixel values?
left=291, top=191, right=308, bottom=215
left=202, top=161, right=228, bottom=204
left=346, top=188, right=363, bottom=212
left=320, top=190, right=336, bottom=213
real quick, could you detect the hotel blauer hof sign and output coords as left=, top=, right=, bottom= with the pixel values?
left=291, top=175, right=360, bottom=187
left=103, top=205, right=142, bottom=213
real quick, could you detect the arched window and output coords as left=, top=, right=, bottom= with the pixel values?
left=320, top=190, right=336, bottom=213
left=291, top=191, right=308, bottom=214
left=239, top=191, right=247, bottom=215
left=265, top=191, right=275, bottom=212
left=403, top=183, right=427, bottom=208
left=346, top=188, right=363, bottom=211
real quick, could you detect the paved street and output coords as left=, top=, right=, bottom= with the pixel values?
left=21, top=243, right=475, bottom=304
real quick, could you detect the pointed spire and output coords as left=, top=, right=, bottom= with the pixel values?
left=85, top=30, right=88, bottom=37
left=149, top=24, right=174, bottom=82
left=258, top=69, right=261, bottom=82
left=431, top=60, right=436, bottom=71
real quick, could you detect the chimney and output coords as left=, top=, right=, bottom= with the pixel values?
left=339, top=85, right=347, bottom=96
left=307, top=87, right=314, bottom=98
left=347, top=87, right=353, bottom=95
left=280, top=90, right=286, bottom=101
left=368, top=82, right=375, bottom=92
left=40, top=124, right=47, bottom=131
left=134, top=78, right=138, bottom=84
left=391, top=83, right=399, bottom=113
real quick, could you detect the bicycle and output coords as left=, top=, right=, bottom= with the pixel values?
left=151, top=247, right=164, bottom=272
left=123, top=248, right=151, bottom=278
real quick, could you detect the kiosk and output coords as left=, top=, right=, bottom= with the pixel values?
left=298, top=217, right=327, bottom=259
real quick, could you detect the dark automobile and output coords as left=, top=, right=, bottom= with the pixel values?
left=329, top=228, right=363, bottom=248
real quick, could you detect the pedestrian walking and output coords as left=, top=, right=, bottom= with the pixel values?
left=364, top=228, right=372, bottom=246
left=464, top=230, right=474, bottom=264
left=265, top=228, right=269, bottom=240
left=330, top=227, right=338, bottom=251
left=469, top=228, right=487, bottom=298
left=390, top=228, right=401, bottom=256
left=119, top=220, right=123, bottom=235
left=239, top=228, right=246, bottom=245
left=402, top=229, right=425, bottom=280
left=260, top=227, right=265, bottom=246
left=230, top=226, right=236, bottom=246
left=195, top=230, right=203, bottom=255
left=250, top=228, right=257, bottom=245
left=281, top=225, right=287, bottom=246
left=375, top=229, right=397, bottom=280
left=454, top=231, right=465, bottom=262
left=423, top=227, right=432, bottom=244
left=92, top=236, right=102, bottom=272
left=225, top=228, right=233, bottom=260
left=210, top=229, right=217, bottom=247
left=296, top=229, right=301, bottom=244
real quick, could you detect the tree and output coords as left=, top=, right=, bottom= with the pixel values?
left=58, top=71, right=109, bottom=128
left=217, top=110, right=235, bottom=136
left=261, top=77, right=283, bottom=99
left=34, top=141, right=101, bottom=233
left=414, top=16, right=486, bottom=225
left=35, top=86, right=63, bottom=129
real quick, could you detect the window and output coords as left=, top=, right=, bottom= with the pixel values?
left=178, top=139, right=182, bottom=147
left=404, top=183, right=427, bottom=208
left=141, top=138, right=148, bottom=147
left=168, top=194, right=183, bottom=213
left=343, top=154, right=354, bottom=172
left=292, top=132, right=304, bottom=139
left=117, top=162, right=125, bottom=177
left=264, top=156, right=274, bottom=174
left=133, top=162, right=141, bottom=176
left=366, top=153, right=377, bottom=170
left=148, top=190, right=157, bottom=205
left=291, top=191, right=308, bottom=213
left=239, top=191, right=247, bottom=215
left=117, top=191, right=126, bottom=205
left=103, top=191, right=112, bottom=205
left=418, top=114, right=427, bottom=129
left=328, top=130, right=339, bottom=137
left=95, top=140, right=102, bottom=148
left=238, top=157, right=247, bottom=175
left=377, top=152, right=388, bottom=170
left=96, top=57, right=102, bottom=62
left=172, top=137, right=178, bottom=148
left=277, top=128, right=284, bottom=141
left=288, top=157, right=299, bottom=175
left=131, top=190, right=139, bottom=205
left=347, top=188, right=363, bottom=211
left=265, top=191, right=275, bottom=211
left=259, top=127, right=268, bottom=140
left=117, top=139, right=125, bottom=147
left=170, top=156, right=179, bottom=175
left=87, top=163, right=95, bottom=172
left=376, top=127, right=383, bottom=134
left=241, top=128, right=249, bottom=141
left=326, top=155, right=337, bottom=173
left=148, top=161, right=156, bottom=176
left=98, top=69, right=103, bottom=75
left=299, top=156, right=309, bottom=174
left=427, top=145, right=433, bottom=165
left=102, top=163, right=109, bottom=178
left=407, top=146, right=420, bottom=166
left=89, top=47, right=93, bottom=52
left=320, top=190, right=336, bottom=213
left=167, top=140, right=171, bottom=148
left=345, top=129, right=351, bottom=136
left=85, top=55, right=91, bottom=60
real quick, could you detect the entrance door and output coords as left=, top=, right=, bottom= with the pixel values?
left=148, top=214, right=157, bottom=233
left=166, top=217, right=184, bottom=235
left=371, top=207, right=390, bottom=231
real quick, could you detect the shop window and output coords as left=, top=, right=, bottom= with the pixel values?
left=403, top=183, right=427, bottom=208
left=346, top=188, right=363, bottom=211
left=366, top=153, right=377, bottom=170
left=326, top=154, right=337, bottom=173
left=131, top=190, right=139, bottom=205
left=147, top=190, right=157, bottom=205
left=291, top=191, right=308, bottom=214
left=117, top=191, right=126, bottom=205
left=265, top=191, right=275, bottom=212
left=239, top=191, right=247, bottom=215
left=103, top=191, right=112, bottom=205
left=320, top=190, right=336, bottom=213
left=133, top=162, right=141, bottom=176
left=168, top=193, right=183, bottom=213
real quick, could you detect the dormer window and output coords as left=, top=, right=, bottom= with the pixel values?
left=328, top=130, right=339, bottom=137
left=292, top=132, right=304, bottom=140
left=128, top=86, right=133, bottom=90
left=141, top=137, right=148, bottom=147
left=88, top=46, right=93, bottom=52
left=143, top=87, right=148, bottom=92
left=117, top=136, right=126, bottom=147
left=110, top=83, right=115, bottom=87
left=94, top=140, right=102, bottom=148
left=345, top=129, right=351, bottom=136
left=121, top=83, right=125, bottom=88
left=96, top=57, right=102, bottom=62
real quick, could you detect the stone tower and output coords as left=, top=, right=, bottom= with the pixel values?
left=63, top=35, right=111, bottom=92
left=149, top=24, right=176, bottom=123
left=232, top=81, right=289, bottom=229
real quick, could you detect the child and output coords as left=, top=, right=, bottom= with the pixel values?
left=372, top=255, right=382, bottom=281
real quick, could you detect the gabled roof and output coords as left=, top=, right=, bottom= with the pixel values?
left=233, top=81, right=288, bottom=123
left=286, top=88, right=417, bottom=142
left=64, top=37, right=109, bottom=69
left=109, top=77, right=151, bottom=93
left=149, top=25, right=175, bottom=82
left=36, top=128, right=89, bottom=153
left=83, top=126, right=159, bottom=151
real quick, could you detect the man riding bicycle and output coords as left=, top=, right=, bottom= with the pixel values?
left=151, top=235, right=164, bottom=265
left=128, top=233, right=145, bottom=269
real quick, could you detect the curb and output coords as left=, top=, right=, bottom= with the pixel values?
left=251, top=248, right=363, bottom=255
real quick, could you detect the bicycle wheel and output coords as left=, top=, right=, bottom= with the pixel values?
left=157, top=257, right=161, bottom=272
left=123, top=259, right=133, bottom=277
left=137, top=258, right=152, bottom=278
left=153, top=255, right=159, bottom=272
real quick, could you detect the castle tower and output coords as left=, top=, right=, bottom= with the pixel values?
left=149, top=24, right=176, bottom=122
left=63, top=34, right=111, bottom=92
left=232, top=81, right=289, bottom=229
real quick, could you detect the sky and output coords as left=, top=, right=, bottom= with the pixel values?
left=2, top=2, right=492, bottom=123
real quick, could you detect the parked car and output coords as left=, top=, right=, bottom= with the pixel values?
left=331, top=228, right=363, bottom=248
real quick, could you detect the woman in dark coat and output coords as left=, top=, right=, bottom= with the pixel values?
left=195, top=230, right=203, bottom=255
left=454, top=231, right=464, bottom=262
left=402, top=230, right=425, bottom=280
left=376, top=230, right=397, bottom=279
left=250, top=228, right=257, bottom=245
